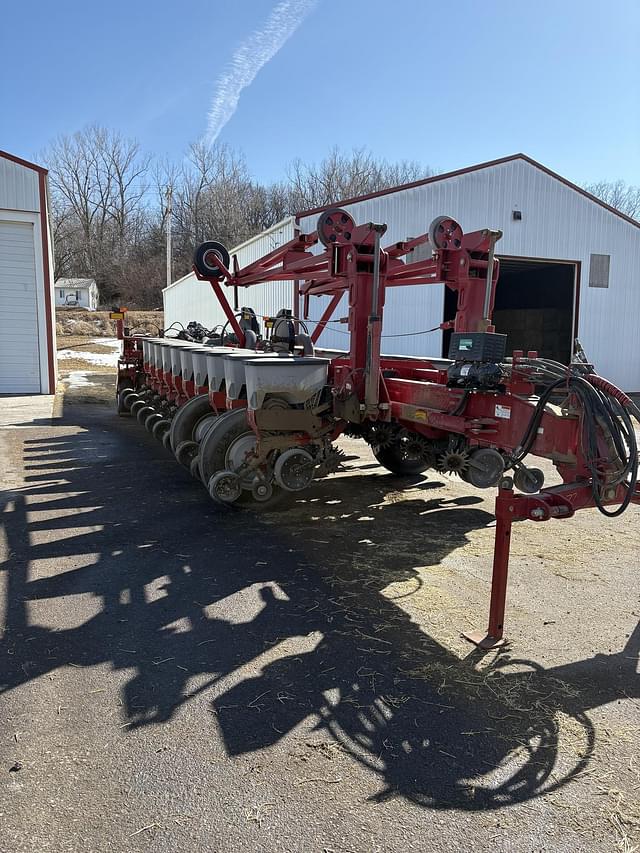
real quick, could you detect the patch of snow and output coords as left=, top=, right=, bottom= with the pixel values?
left=90, top=337, right=120, bottom=350
left=58, top=345, right=120, bottom=367
left=62, top=371, right=93, bottom=388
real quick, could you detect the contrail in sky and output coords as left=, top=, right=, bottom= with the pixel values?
left=205, top=0, right=316, bottom=147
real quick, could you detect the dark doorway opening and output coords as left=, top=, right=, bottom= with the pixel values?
left=442, top=258, right=576, bottom=363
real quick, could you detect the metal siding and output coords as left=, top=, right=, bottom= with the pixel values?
left=163, top=162, right=640, bottom=387
left=299, top=160, right=640, bottom=388
left=0, top=158, right=40, bottom=212
left=163, top=218, right=295, bottom=331
left=0, top=220, right=41, bottom=392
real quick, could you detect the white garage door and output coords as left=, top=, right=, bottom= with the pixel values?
left=0, top=220, right=41, bottom=393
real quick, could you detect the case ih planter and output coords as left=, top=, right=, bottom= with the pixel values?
left=115, top=211, right=640, bottom=647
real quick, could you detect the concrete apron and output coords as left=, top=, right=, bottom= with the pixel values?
left=0, top=395, right=58, bottom=429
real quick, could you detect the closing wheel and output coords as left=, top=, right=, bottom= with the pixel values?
left=130, top=399, right=148, bottom=418
left=144, top=412, right=164, bottom=433
left=175, top=439, right=198, bottom=468
left=117, top=389, right=132, bottom=416
left=193, top=241, right=231, bottom=278
left=169, top=393, right=216, bottom=454
left=208, top=471, right=242, bottom=504
left=152, top=418, right=171, bottom=440
left=463, top=448, right=505, bottom=489
left=189, top=455, right=201, bottom=480
left=251, top=479, right=273, bottom=502
left=137, top=405, right=156, bottom=425
left=373, top=433, right=432, bottom=476
left=514, top=466, right=545, bottom=494
left=428, top=215, right=463, bottom=250
left=317, top=208, right=356, bottom=248
left=198, top=408, right=285, bottom=509
left=274, top=449, right=314, bottom=491
left=162, top=429, right=173, bottom=451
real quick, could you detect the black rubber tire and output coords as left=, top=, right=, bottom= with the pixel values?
left=116, top=389, right=131, bottom=416
left=189, top=455, right=202, bottom=481
left=152, top=418, right=171, bottom=440
left=169, top=394, right=216, bottom=454
left=175, top=440, right=198, bottom=468
left=137, top=405, right=156, bottom=425
left=373, top=444, right=431, bottom=476
left=145, top=412, right=164, bottom=433
left=162, top=430, right=173, bottom=451
left=198, top=410, right=248, bottom=484
left=130, top=399, right=148, bottom=418
left=198, top=409, right=286, bottom=509
left=193, top=241, right=231, bottom=278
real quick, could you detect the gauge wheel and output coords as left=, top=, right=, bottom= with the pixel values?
left=169, top=394, right=216, bottom=454
left=198, top=409, right=286, bottom=509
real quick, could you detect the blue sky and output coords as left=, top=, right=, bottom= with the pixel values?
left=1, top=0, right=639, bottom=185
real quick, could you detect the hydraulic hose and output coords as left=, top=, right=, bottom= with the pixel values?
left=509, top=366, right=639, bottom=517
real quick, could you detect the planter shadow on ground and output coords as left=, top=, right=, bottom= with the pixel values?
left=0, top=402, right=638, bottom=812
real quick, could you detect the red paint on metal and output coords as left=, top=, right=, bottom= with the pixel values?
left=311, top=293, right=343, bottom=344
left=37, top=171, right=56, bottom=393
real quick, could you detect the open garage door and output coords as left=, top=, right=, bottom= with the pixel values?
left=0, top=220, right=41, bottom=393
left=443, top=257, right=577, bottom=363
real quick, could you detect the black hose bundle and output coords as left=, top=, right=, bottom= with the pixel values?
left=509, top=366, right=639, bottom=517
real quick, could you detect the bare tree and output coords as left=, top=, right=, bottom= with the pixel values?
left=583, top=179, right=640, bottom=220
left=42, top=125, right=151, bottom=303
left=286, top=146, right=433, bottom=210
left=45, top=127, right=435, bottom=308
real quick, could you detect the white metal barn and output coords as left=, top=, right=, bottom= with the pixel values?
left=163, top=154, right=640, bottom=391
left=0, top=150, right=57, bottom=394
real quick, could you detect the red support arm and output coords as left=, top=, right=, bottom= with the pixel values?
left=311, top=293, right=343, bottom=344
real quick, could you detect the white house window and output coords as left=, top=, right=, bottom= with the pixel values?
left=589, top=254, right=610, bottom=288
left=76, top=290, right=81, bottom=300
left=59, top=289, right=64, bottom=298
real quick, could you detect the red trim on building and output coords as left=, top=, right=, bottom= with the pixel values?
left=1, top=150, right=55, bottom=392
left=37, top=171, right=56, bottom=393
left=295, top=154, right=640, bottom=230
left=0, top=149, right=48, bottom=174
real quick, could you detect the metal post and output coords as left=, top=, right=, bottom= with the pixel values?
left=463, top=479, right=514, bottom=648
left=364, top=227, right=384, bottom=412
left=482, top=229, right=502, bottom=330
left=166, top=186, right=173, bottom=290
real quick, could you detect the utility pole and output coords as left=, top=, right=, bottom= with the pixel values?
left=165, top=186, right=173, bottom=289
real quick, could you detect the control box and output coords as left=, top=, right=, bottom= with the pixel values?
left=448, top=332, right=507, bottom=362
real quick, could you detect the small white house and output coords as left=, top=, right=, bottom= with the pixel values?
left=55, top=277, right=99, bottom=310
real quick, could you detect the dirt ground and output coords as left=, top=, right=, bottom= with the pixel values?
left=0, top=348, right=638, bottom=852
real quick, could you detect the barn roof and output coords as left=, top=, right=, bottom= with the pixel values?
left=295, top=154, right=640, bottom=230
